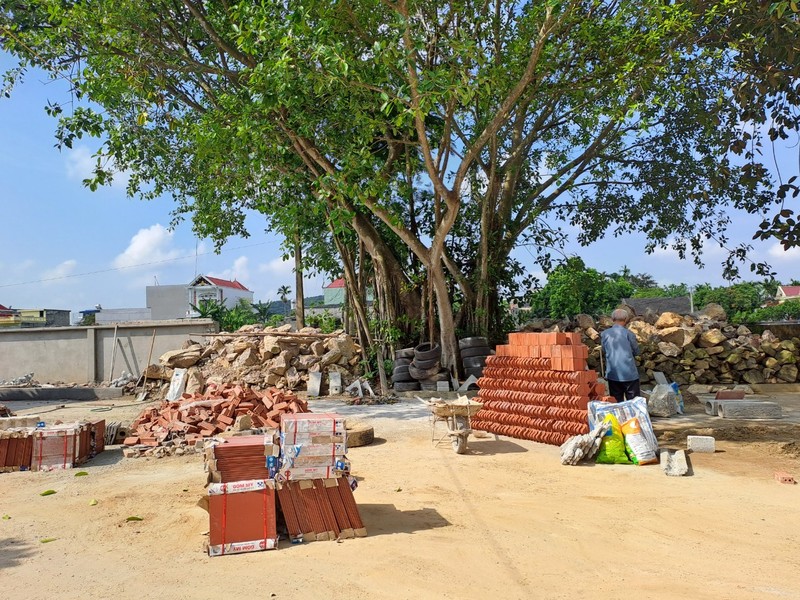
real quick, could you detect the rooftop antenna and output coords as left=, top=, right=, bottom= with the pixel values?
left=194, top=239, right=199, bottom=277
left=153, top=275, right=159, bottom=286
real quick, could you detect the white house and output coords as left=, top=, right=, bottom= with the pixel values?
left=188, top=275, right=253, bottom=311
left=776, top=285, right=800, bottom=304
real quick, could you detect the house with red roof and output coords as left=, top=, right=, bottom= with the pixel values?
left=188, top=274, right=254, bottom=311
left=323, top=278, right=346, bottom=306
left=776, top=285, right=800, bottom=304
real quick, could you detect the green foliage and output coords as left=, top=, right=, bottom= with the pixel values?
left=306, top=311, right=340, bottom=333
left=693, top=282, right=771, bottom=315
left=733, top=301, right=800, bottom=325
left=527, top=257, right=634, bottom=319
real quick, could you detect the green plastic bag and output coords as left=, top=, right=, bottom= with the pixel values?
left=596, top=414, right=632, bottom=465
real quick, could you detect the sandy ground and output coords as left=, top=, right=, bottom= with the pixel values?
left=1, top=396, right=799, bottom=600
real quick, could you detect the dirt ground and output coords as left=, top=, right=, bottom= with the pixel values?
left=2, top=395, right=799, bottom=600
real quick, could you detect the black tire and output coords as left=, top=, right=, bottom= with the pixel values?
left=465, top=366, right=484, bottom=379
left=420, top=370, right=451, bottom=383
left=420, top=382, right=439, bottom=391
left=395, top=347, right=416, bottom=359
left=460, top=346, right=491, bottom=359
left=393, top=357, right=412, bottom=368
left=462, top=356, right=487, bottom=369
left=392, top=374, right=415, bottom=384
left=458, top=336, right=488, bottom=350
left=393, top=381, right=421, bottom=392
left=412, top=356, right=439, bottom=370
left=414, top=342, right=442, bottom=362
left=393, top=365, right=411, bottom=377
left=408, top=363, right=440, bottom=380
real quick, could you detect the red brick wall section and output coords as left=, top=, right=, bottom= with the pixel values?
left=473, top=332, right=614, bottom=446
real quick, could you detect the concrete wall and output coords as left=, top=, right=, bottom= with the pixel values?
left=95, top=308, right=153, bottom=324
left=147, top=285, right=190, bottom=320
left=0, top=319, right=218, bottom=384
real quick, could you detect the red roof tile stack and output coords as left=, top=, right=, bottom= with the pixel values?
left=472, top=332, right=615, bottom=445
left=207, top=479, right=279, bottom=556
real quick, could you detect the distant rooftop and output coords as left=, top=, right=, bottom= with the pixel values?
left=325, top=278, right=346, bottom=289
left=190, top=274, right=251, bottom=292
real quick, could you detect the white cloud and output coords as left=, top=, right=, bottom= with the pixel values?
left=208, top=256, right=251, bottom=287
left=65, top=145, right=130, bottom=189
left=113, top=224, right=182, bottom=269
left=767, top=242, right=800, bottom=262
left=258, top=257, right=294, bottom=276
left=41, top=259, right=77, bottom=282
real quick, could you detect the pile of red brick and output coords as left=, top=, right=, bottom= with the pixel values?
left=124, top=384, right=308, bottom=447
left=472, top=332, right=615, bottom=445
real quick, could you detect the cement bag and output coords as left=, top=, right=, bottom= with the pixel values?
left=621, top=417, right=658, bottom=465
left=647, top=384, right=678, bottom=418
left=596, top=414, right=632, bottom=465
left=588, top=397, right=658, bottom=452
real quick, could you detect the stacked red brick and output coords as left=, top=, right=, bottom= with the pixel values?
left=472, top=332, right=614, bottom=445
left=125, top=384, right=308, bottom=447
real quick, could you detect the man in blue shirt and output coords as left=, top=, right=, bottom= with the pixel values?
left=600, top=309, right=641, bottom=402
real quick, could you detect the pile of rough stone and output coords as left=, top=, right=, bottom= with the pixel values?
left=526, top=304, right=799, bottom=386
left=144, top=324, right=361, bottom=395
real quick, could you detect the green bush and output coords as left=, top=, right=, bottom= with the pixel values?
left=733, top=302, right=800, bottom=324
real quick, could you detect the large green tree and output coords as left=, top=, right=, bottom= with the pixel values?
left=1, top=0, right=796, bottom=368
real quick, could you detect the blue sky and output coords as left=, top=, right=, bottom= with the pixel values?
left=1, top=52, right=798, bottom=320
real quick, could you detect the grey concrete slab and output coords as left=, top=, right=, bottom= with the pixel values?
left=687, top=435, right=715, bottom=453
left=719, top=401, right=782, bottom=420
left=660, top=449, right=689, bottom=476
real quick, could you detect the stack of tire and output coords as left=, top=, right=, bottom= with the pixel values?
left=391, top=343, right=451, bottom=392
left=459, top=337, right=492, bottom=380
left=391, top=347, right=418, bottom=392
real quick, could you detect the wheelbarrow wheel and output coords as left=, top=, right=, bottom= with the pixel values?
left=452, top=415, right=469, bottom=454
left=452, top=433, right=467, bottom=454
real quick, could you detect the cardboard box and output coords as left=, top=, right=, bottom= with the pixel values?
left=278, top=465, right=342, bottom=480
left=207, top=479, right=278, bottom=556
left=281, top=414, right=346, bottom=437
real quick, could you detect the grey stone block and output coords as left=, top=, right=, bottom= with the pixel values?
left=687, top=435, right=715, bottom=453
left=660, top=449, right=689, bottom=476
left=328, top=371, right=342, bottom=395
left=307, top=371, right=322, bottom=397
left=718, top=401, right=782, bottom=420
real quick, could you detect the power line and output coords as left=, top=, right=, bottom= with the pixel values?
left=0, top=241, right=272, bottom=289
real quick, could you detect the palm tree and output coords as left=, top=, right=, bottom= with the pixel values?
left=277, top=285, right=291, bottom=316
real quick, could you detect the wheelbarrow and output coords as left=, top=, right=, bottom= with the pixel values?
left=419, top=396, right=483, bottom=454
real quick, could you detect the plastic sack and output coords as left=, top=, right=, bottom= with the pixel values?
left=596, top=414, right=632, bottom=465
left=648, top=384, right=678, bottom=417
left=621, top=417, right=658, bottom=465
left=669, top=382, right=685, bottom=414
left=588, top=397, right=659, bottom=453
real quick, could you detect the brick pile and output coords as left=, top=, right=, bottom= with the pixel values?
left=124, top=384, right=308, bottom=447
left=472, top=332, right=614, bottom=445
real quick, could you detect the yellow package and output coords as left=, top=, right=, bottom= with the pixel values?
left=596, top=414, right=631, bottom=465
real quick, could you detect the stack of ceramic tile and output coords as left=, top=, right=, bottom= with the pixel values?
left=276, top=477, right=366, bottom=542
left=207, top=479, right=279, bottom=556
left=279, top=414, right=347, bottom=481
left=472, top=332, right=615, bottom=445
left=205, top=433, right=280, bottom=484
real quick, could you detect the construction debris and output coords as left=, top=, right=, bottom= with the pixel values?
left=123, top=383, right=308, bottom=449
left=0, top=404, right=15, bottom=418
left=0, top=373, right=37, bottom=387
left=148, top=325, right=361, bottom=395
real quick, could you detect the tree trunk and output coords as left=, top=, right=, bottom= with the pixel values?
left=428, top=262, right=459, bottom=376
left=294, top=231, right=305, bottom=329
